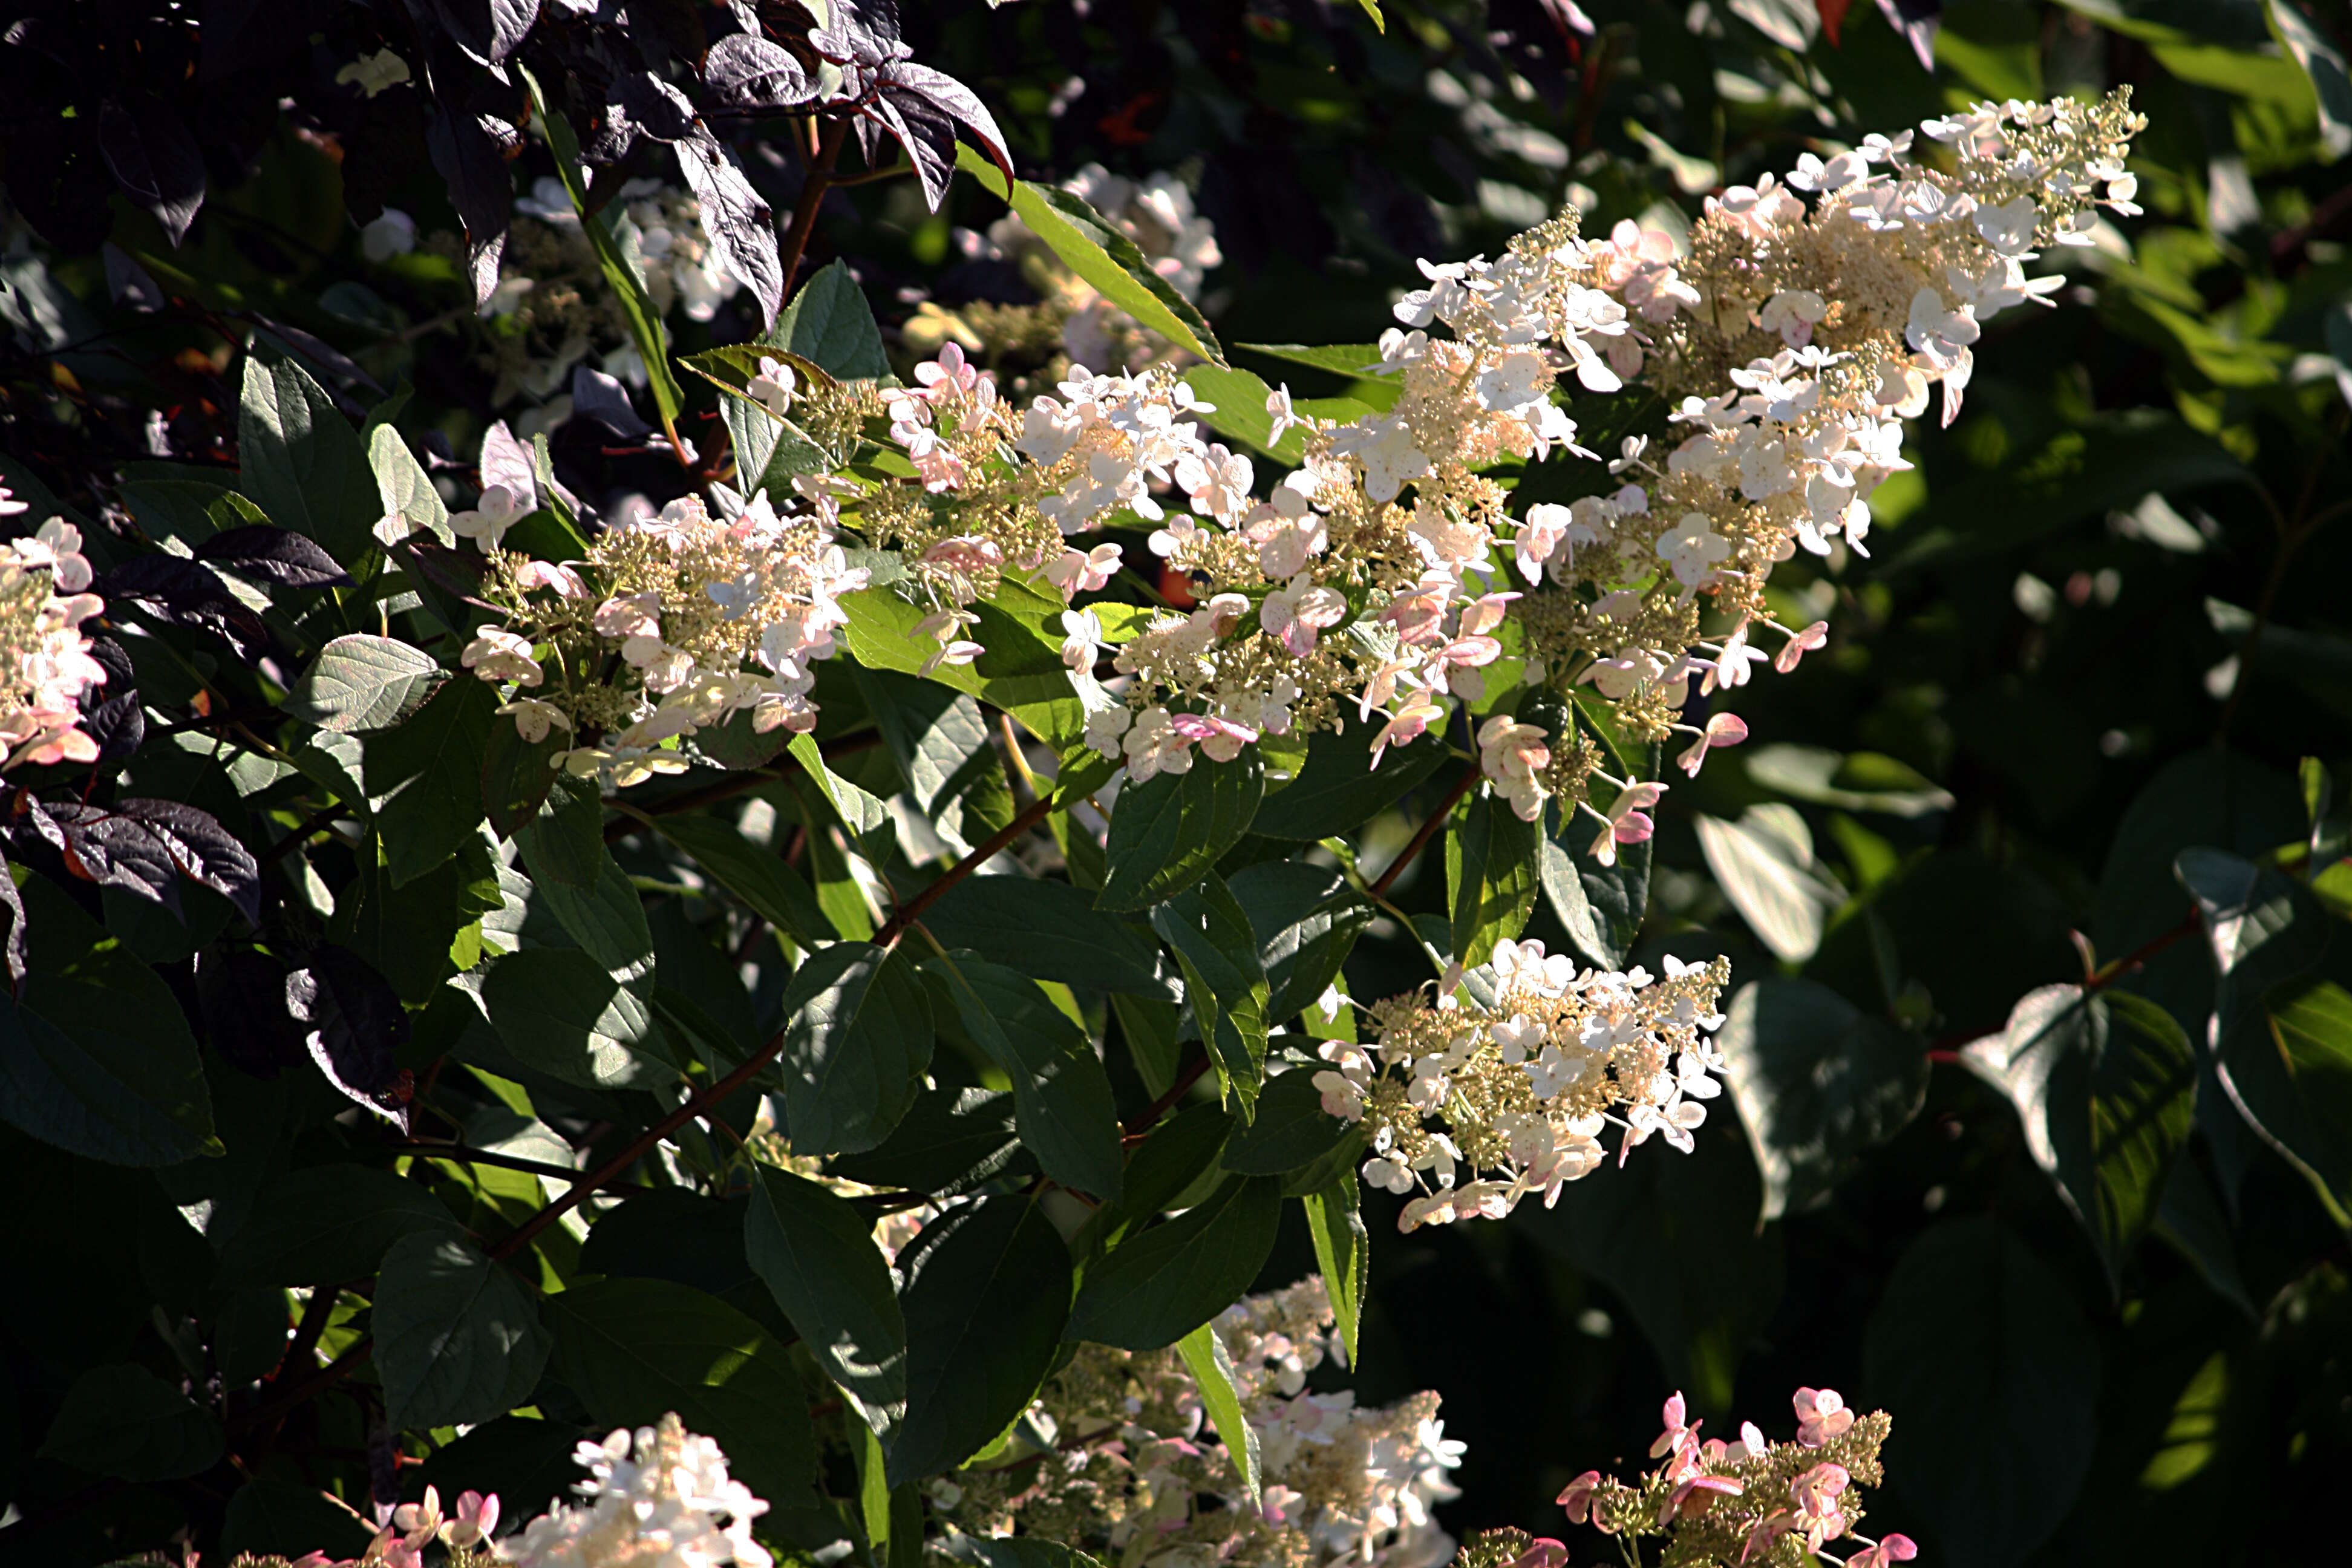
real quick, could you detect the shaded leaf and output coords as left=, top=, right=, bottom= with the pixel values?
left=96, top=97, right=205, bottom=246
left=287, top=943, right=414, bottom=1130
left=1066, top=1175, right=1281, bottom=1350
left=194, top=525, right=353, bottom=589
left=923, top=952, right=1123, bottom=1201
left=1177, top=1321, right=1262, bottom=1504
left=777, top=942, right=933, bottom=1155
left=41, top=1363, right=222, bottom=1481
left=238, top=348, right=383, bottom=567
left=481, top=947, right=676, bottom=1090
left=745, top=1165, right=908, bottom=1436
left=1100, top=755, right=1264, bottom=913
left=374, top=1230, right=550, bottom=1428
left=1150, top=875, right=1271, bottom=1120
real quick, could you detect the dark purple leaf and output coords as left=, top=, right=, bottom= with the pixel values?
left=200, top=0, right=308, bottom=81
left=26, top=799, right=184, bottom=919
left=1874, top=0, right=1941, bottom=69
left=814, top=0, right=907, bottom=66
left=426, top=91, right=515, bottom=310
left=103, top=243, right=165, bottom=312
left=114, top=799, right=263, bottom=926
left=243, top=313, right=386, bottom=396
left=95, top=554, right=270, bottom=662
left=5, top=111, right=113, bottom=252
left=197, top=526, right=356, bottom=590
left=80, top=688, right=146, bottom=765
left=613, top=72, right=700, bottom=143
left=430, top=0, right=542, bottom=66
left=0, top=847, right=26, bottom=997
left=96, top=97, right=207, bottom=247
left=861, top=90, right=958, bottom=214
left=878, top=62, right=1013, bottom=191
left=703, top=34, right=818, bottom=111
left=571, top=365, right=653, bottom=439
left=675, top=131, right=785, bottom=327
left=197, top=946, right=308, bottom=1077
left=287, top=944, right=414, bottom=1129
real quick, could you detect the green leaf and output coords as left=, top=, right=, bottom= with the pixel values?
left=1113, top=993, right=1183, bottom=1096
left=40, top=1364, right=223, bottom=1481
left=889, top=1195, right=1072, bottom=1485
left=520, top=67, right=684, bottom=423
left=1743, top=744, right=1955, bottom=818
left=482, top=720, right=564, bottom=843
left=550, top=1276, right=820, bottom=1504
left=335, top=831, right=503, bottom=1003
left=0, top=877, right=217, bottom=1166
left=789, top=732, right=897, bottom=867
left=854, top=669, right=1015, bottom=855
left=1177, top=1321, right=1263, bottom=1504
left=1066, top=1174, right=1281, bottom=1350
left=841, top=573, right=1086, bottom=750
left=1249, top=724, right=1446, bottom=841
left=2177, top=848, right=2352, bottom=1225
left=1446, top=792, right=1542, bottom=967
left=745, top=1165, right=908, bottom=1437
left=2152, top=1157, right=2256, bottom=1318
left=370, top=423, right=454, bottom=547
left=923, top=952, right=1124, bottom=1201
left=516, top=774, right=606, bottom=891
left=1099, top=754, right=1264, bottom=912
left=286, top=633, right=445, bottom=734
left=220, top=1480, right=376, bottom=1563
left=775, top=259, right=890, bottom=381
left=364, top=678, right=497, bottom=886
left=480, top=947, right=677, bottom=1089
left=1692, top=805, right=1842, bottom=964
left=2272, top=0, right=2352, bottom=159
left=1300, top=1176, right=1367, bottom=1369
left=1150, top=875, right=1272, bottom=1121
left=373, top=1230, right=550, bottom=1428
left=1961, top=984, right=2197, bottom=1285
left=1086, top=1103, right=1235, bottom=1256
left=1718, top=979, right=1930, bottom=1224
left=828, top=1085, right=1030, bottom=1197
left=238, top=347, right=383, bottom=567
left=1229, top=863, right=1372, bottom=1023
left=924, top=875, right=1179, bottom=998
left=219, top=1166, right=462, bottom=1284
left=1178, top=364, right=1370, bottom=466
left=513, top=832, right=656, bottom=987
left=1537, top=792, right=1653, bottom=972
left=653, top=813, right=832, bottom=947
left=954, top=145, right=1223, bottom=364
left=777, top=942, right=934, bottom=1155
left=1223, top=1068, right=1352, bottom=1176
left=1863, top=1218, right=2099, bottom=1568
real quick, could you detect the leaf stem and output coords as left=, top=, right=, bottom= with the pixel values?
left=874, top=791, right=1056, bottom=948
left=777, top=119, right=848, bottom=295
left=1368, top=764, right=1480, bottom=898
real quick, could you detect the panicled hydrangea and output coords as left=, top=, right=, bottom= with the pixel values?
left=847, top=94, right=2144, bottom=852
left=932, top=1277, right=1463, bottom=1568
left=457, top=483, right=869, bottom=786
left=1537, top=1386, right=1911, bottom=1568
left=465, top=176, right=748, bottom=404
left=0, top=485, right=108, bottom=771
left=1316, top=939, right=1731, bottom=1230
left=501, top=1414, right=772, bottom=1568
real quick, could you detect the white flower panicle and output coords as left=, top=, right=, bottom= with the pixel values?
left=930, top=1277, right=1463, bottom=1568
left=0, top=486, right=108, bottom=771
left=501, top=1413, right=773, bottom=1568
left=456, top=457, right=868, bottom=785
left=1317, top=941, right=1732, bottom=1230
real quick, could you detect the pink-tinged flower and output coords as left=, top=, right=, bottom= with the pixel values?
left=449, top=483, right=529, bottom=549
left=913, top=341, right=981, bottom=402
left=1370, top=689, right=1446, bottom=768
left=1168, top=711, right=1259, bottom=764
left=1791, top=1461, right=1852, bottom=1547
left=1659, top=1473, right=1744, bottom=1524
left=1676, top=712, right=1749, bottom=777
left=922, top=535, right=1004, bottom=577
left=1561, top=1466, right=1599, bottom=1523
left=440, top=1489, right=500, bottom=1549
left=462, top=626, right=543, bottom=687
left=1775, top=620, right=1829, bottom=674
left=393, top=1485, right=443, bottom=1548
left=1650, top=1391, right=1696, bottom=1459
left=1738, top=1420, right=1768, bottom=1458
left=1589, top=782, right=1666, bottom=869
left=1794, top=1387, right=1855, bottom=1447
left=593, top=592, right=661, bottom=640
left=1380, top=586, right=1449, bottom=645
left=1044, top=541, right=1122, bottom=599
left=1739, top=1512, right=1795, bottom=1565
left=1266, top=382, right=1304, bottom=444
left=1504, top=1538, right=1567, bottom=1568
left=1848, top=1534, right=1919, bottom=1568
left=514, top=560, right=587, bottom=598
left=1458, top=591, right=1520, bottom=638
left=1260, top=574, right=1347, bottom=656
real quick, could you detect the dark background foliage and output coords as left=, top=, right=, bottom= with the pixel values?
left=2, top=2, right=2348, bottom=1566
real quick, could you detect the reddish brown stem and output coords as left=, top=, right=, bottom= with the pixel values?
left=1123, top=1052, right=1213, bottom=1140
left=874, top=792, right=1056, bottom=948
left=777, top=119, right=848, bottom=293
left=1369, top=766, right=1481, bottom=898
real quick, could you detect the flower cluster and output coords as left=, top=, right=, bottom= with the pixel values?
left=455, top=474, right=869, bottom=785
left=502, top=1414, right=773, bottom=1568
left=929, top=1276, right=1464, bottom=1568
left=844, top=94, right=2145, bottom=844
left=1315, top=939, right=1731, bottom=1230
left=0, top=486, right=107, bottom=771
left=374, top=175, right=747, bottom=406
left=229, top=1485, right=501, bottom=1567
left=1540, top=1386, right=1911, bottom=1568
